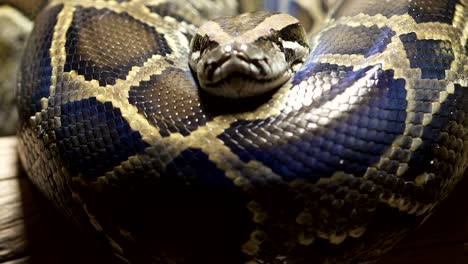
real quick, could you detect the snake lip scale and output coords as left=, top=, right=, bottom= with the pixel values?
left=202, top=71, right=293, bottom=98
left=16, top=0, right=468, bottom=263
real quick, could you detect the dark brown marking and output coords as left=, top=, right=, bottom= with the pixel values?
left=128, top=68, right=208, bottom=137
left=314, top=25, right=395, bottom=57
left=400, top=33, right=455, bottom=79
left=64, top=7, right=172, bottom=86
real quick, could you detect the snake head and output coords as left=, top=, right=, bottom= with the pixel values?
left=189, top=11, right=309, bottom=98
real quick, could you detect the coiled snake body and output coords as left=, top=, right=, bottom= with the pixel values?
left=16, top=0, right=468, bottom=263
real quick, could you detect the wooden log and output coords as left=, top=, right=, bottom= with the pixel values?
left=0, top=137, right=118, bottom=264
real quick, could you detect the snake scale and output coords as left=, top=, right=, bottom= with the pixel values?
left=16, top=0, right=468, bottom=263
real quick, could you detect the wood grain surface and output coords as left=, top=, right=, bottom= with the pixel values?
left=0, top=136, right=467, bottom=264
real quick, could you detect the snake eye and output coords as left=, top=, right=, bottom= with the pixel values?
left=255, top=33, right=284, bottom=52
left=205, top=40, right=218, bottom=52
left=190, top=34, right=205, bottom=53
left=191, top=34, right=210, bottom=52
left=191, top=34, right=218, bottom=55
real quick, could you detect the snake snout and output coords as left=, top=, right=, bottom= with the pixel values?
left=199, top=42, right=270, bottom=83
left=194, top=39, right=294, bottom=98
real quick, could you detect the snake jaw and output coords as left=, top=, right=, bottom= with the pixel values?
left=195, top=44, right=294, bottom=98
left=201, top=70, right=294, bottom=98
left=190, top=38, right=307, bottom=98
left=193, top=42, right=294, bottom=98
left=189, top=11, right=309, bottom=98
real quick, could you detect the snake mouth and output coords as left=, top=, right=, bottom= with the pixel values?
left=202, top=52, right=281, bottom=82
left=197, top=51, right=292, bottom=98
left=200, top=69, right=292, bottom=98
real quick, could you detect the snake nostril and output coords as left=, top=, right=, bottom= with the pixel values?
left=224, top=45, right=233, bottom=53
left=222, top=43, right=251, bottom=62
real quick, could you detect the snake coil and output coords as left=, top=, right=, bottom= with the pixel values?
left=17, top=0, right=468, bottom=263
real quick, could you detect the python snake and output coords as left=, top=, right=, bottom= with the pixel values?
left=16, top=0, right=468, bottom=263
